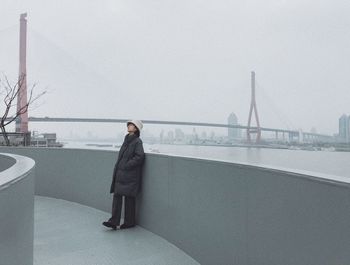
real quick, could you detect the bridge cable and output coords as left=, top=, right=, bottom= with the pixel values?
left=255, top=80, right=296, bottom=131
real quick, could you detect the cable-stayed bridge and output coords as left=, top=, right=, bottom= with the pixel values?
left=28, top=116, right=334, bottom=143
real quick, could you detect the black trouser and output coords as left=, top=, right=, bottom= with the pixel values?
left=109, top=194, right=135, bottom=226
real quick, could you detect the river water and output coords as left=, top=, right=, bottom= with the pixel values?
left=62, top=140, right=350, bottom=178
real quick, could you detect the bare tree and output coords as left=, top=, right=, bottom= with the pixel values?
left=0, top=74, right=46, bottom=146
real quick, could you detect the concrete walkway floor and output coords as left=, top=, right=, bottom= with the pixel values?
left=34, top=196, right=199, bottom=265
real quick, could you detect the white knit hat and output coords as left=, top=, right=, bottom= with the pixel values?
left=127, top=120, right=143, bottom=131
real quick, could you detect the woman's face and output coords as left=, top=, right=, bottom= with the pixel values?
left=127, top=123, right=137, bottom=134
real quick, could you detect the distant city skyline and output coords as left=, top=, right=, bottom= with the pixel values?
left=21, top=112, right=338, bottom=145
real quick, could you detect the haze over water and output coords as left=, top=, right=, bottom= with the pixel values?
left=63, top=140, right=350, bottom=179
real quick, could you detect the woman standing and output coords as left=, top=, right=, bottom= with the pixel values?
left=103, top=120, right=145, bottom=230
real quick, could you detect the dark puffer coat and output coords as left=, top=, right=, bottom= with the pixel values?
left=110, top=134, right=145, bottom=197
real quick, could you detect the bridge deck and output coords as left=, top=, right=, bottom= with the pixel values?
left=34, top=196, right=199, bottom=265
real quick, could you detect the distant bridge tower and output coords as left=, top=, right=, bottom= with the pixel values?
left=247, top=71, right=261, bottom=143
left=16, top=13, right=29, bottom=133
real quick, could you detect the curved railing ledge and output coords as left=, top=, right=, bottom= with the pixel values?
left=0, top=152, right=35, bottom=265
left=0, top=152, right=35, bottom=191
left=0, top=153, right=16, bottom=171
left=5, top=146, right=350, bottom=187
left=146, top=152, right=350, bottom=187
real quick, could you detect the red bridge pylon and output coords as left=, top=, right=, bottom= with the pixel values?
left=16, top=13, right=29, bottom=133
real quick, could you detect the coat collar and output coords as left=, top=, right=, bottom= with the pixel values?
left=125, top=133, right=138, bottom=144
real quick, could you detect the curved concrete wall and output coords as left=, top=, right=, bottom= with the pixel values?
left=0, top=153, right=35, bottom=265
left=1, top=147, right=350, bottom=265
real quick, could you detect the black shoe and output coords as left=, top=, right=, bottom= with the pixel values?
left=102, top=221, right=117, bottom=230
left=120, top=223, right=135, bottom=229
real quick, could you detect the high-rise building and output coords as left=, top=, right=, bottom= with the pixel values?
left=339, top=114, right=350, bottom=143
left=175, top=129, right=185, bottom=141
left=167, top=131, right=174, bottom=142
left=228, top=113, right=240, bottom=140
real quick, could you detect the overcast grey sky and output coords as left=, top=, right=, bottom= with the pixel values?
left=0, top=0, right=349, bottom=137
